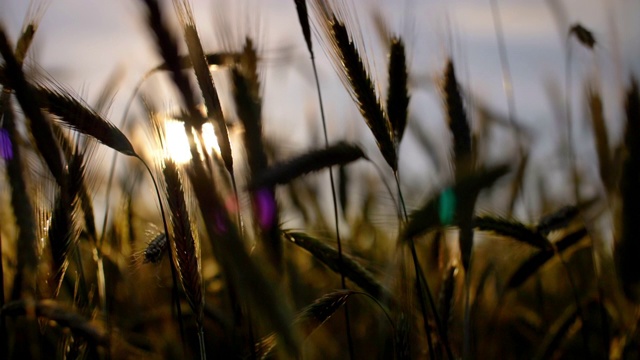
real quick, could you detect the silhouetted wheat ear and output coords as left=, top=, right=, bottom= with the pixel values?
left=249, top=142, right=366, bottom=189
left=507, top=227, right=587, bottom=289
left=1, top=91, right=38, bottom=299
left=386, top=37, right=410, bottom=148
left=174, top=0, right=234, bottom=174
left=442, top=59, right=472, bottom=176
left=536, top=204, right=581, bottom=236
left=284, top=231, right=393, bottom=303
left=140, top=0, right=201, bottom=125
left=1, top=299, right=109, bottom=346
left=293, top=0, right=313, bottom=55
left=255, top=289, right=357, bottom=358
left=616, top=77, right=640, bottom=302
left=163, top=159, right=203, bottom=324
left=48, top=149, right=85, bottom=297
left=311, top=1, right=396, bottom=170
left=0, top=26, right=65, bottom=185
left=569, top=23, right=596, bottom=49
left=233, top=39, right=267, bottom=175
left=331, top=19, right=396, bottom=170
left=15, top=24, right=35, bottom=64
left=34, top=84, right=137, bottom=156
left=52, top=126, right=99, bottom=243
left=473, top=216, right=552, bottom=250
left=231, top=38, right=284, bottom=272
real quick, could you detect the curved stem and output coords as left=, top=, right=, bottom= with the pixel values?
left=310, top=49, right=355, bottom=359
left=138, top=156, right=186, bottom=353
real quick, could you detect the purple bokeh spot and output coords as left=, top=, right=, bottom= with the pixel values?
left=213, top=206, right=229, bottom=234
left=255, top=188, right=277, bottom=229
left=0, top=129, right=13, bottom=161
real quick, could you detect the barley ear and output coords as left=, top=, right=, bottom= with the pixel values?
left=507, top=228, right=587, bottom=289
left=386, top=37, right=410, bottom=148
left=249, top=142, right=366, bottom=189
left=37, top=84, right=137, bottom=156
left=442, top=59, right=472, bottom=178
left=293, top=0, right=313, bottom=55
left=174, top=0, right=234, bottom=174
left=163, top=159, right=204, bottom=325
left=284, top=231, right=394, bottom=303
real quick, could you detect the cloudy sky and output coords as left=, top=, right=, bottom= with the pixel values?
left=1, top=0, right=639, bottom=218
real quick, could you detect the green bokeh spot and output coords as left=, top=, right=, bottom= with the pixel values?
left=439, top=188, right=456, bottom=225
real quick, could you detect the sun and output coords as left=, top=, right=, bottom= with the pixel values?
left=163, top=119, right=220, bottom=165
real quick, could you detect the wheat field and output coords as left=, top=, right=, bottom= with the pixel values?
left=0, top=0, right=638, bottom=359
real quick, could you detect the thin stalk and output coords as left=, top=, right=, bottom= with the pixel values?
left=463, top=266, right=472, bottom=360
left=394, top=172, right=435, bottom=360
left=563, top=44, right=591, bottom=357
left=197, top=327, right=206, bottom=360
left=565, top=41, right=580, bottom=206
left=489, top=0, right=526, bottom=217
left=555, top=248, right=591, bottom=358
left=137, top=157, right=186, bottom=353
left=310, top=42, right=355, bottom=360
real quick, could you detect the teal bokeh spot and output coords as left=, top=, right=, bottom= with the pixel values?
left=439, top=188, right=456, bottom=225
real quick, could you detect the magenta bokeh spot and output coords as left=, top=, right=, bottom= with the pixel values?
left=213, top=206, right=228, bottom=234
left=0, top=129, right=12, bottom=161
left=255, top=188, right=276, bottom=229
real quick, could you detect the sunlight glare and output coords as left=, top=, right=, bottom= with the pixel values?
left=163, top=119, right=220, bottom=165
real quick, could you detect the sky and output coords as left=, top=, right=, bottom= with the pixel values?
left=1, top=0, right=639, bottom=223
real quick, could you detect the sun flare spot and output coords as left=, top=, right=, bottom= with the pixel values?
left=163, top=119, right=220, bottom=165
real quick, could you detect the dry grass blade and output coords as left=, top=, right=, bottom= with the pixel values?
left=1, top=300, right=108, bottom=346
left=616, top=77, right=640, bottom=302
left=587, top=87, right=612, bottom=189
left=442, top=59, right=472, bottom=176
left=284, top=231, right=394, bottom=303
left=473, top=216, right=552, bottom=250
left=139, top=0, right=200, bottom=123
left=506, top=228, right=587, bottom=289
left=312, top=1, right=396, bottom=170
left=162, top=159, right=203, bottom=324
left=1, top=92, right=38, bottom=299
left=293, top=0, right=313, bottom=55
left=386, top=37, right=410, bottom=147
left=249, top=142, right=365, bottom=189
left=0, top=26, right=64, bottom=184
left=36, top=82, right=137, bottom=157
left=174, top=0, right=234, bottom=174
